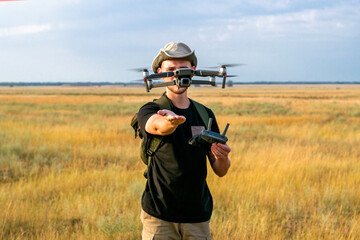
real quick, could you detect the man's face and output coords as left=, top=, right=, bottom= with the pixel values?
left=158, top=59, right=195, bottom=95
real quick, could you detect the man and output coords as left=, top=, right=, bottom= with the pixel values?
left=137, top=42, right=231, bottom=239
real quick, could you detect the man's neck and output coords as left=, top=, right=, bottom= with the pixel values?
left=166, top=89, right=190, bottom=109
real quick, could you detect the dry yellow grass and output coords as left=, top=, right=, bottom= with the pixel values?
left=0, top=85, right=359, bottom=239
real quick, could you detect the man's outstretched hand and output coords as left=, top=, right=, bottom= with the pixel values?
left=157, top=110, right=186, bottom=126
left=145, top=109, right=186, bottom=136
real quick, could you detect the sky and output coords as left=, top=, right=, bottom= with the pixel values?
left=0, top=0, right=359, bottom=83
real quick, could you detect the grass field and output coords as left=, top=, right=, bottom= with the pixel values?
left=0, top=85, right=359, bottom=239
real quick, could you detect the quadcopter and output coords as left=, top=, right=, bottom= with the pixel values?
left=133, top=64, right=241, bottom=92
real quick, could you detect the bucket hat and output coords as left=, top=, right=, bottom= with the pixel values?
left=152, top=42, right=197, bottom=73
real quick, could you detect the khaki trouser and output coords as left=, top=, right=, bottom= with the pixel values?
left=141, top=209, right=211, bottom=240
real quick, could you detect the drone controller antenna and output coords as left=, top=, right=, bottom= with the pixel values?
left=207, top=118, right=213, bottom=132
left=222, top=123, right=230, bottom=136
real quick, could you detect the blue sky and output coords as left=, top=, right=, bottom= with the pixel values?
left=0, top=0, right=359, bottom=83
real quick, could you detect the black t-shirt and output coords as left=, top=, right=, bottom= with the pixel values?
left=137, top=98, right=219, bottom=223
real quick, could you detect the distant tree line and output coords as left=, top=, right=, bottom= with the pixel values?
left=0, top=82, right=132, bottom=87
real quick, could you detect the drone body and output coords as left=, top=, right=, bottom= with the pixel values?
left=138, top=65, right=238, bottom=92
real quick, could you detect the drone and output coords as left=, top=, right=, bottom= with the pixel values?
left=133, top=64, right=241, bottom=92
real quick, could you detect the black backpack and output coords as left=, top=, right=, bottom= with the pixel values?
left=130, top=93, right=209, bottom=178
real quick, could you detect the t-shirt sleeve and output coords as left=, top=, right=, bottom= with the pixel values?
left=137, top=102, right=160, bottom=136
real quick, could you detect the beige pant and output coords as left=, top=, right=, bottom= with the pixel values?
left=141, top=209, right=211, bottom=240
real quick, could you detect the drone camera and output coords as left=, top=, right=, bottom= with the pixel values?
left=178, top=76, right=192, bottom=87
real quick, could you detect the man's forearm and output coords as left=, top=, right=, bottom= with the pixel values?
left=208, top=153, right=231, bottom=177
left=208, top=143, right=231, bottom=177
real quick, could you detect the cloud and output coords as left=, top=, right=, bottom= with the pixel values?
left=0, top=24, right=52, bottom=37
left=197, top=3, right=360, bottom=42
left=246, top=0, right=292, bottom=10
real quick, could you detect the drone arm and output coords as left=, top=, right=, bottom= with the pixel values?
left=222, top=75, right=227, bottom=88
left=144, top=79, right=150, bottom=92
left=150, top=81, right=176, bottom=89
left=194, top=70, right=221, bottom=77
left=191, top=79, right=216, bottom=86
left=146, top=71, right=174, bottom=80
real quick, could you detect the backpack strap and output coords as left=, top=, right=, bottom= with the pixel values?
left=146, top=93, right=172, bottom=161
left=189, top=98, right=209, bottom=127
left=146, top=137, right=163, bottom=158
left=154, top=92, right=171, bottom=110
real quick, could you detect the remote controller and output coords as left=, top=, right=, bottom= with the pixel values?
left=189, top=118, right=230, bottom=148
left=198, top=118, right=229, bottom=144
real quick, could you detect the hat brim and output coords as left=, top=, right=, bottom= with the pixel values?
left=152, top=50, right=197, bottom=73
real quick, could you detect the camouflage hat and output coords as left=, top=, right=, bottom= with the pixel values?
left=152, top=42, right=197, bottom=73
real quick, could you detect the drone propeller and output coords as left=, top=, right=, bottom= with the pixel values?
left=128, top=67, right=149, bottom=72
left=220, top=63, right=245, bottom=68
left=132, top=79, right=164, bottom=82
left=205, top=63, right=245, bottom=69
